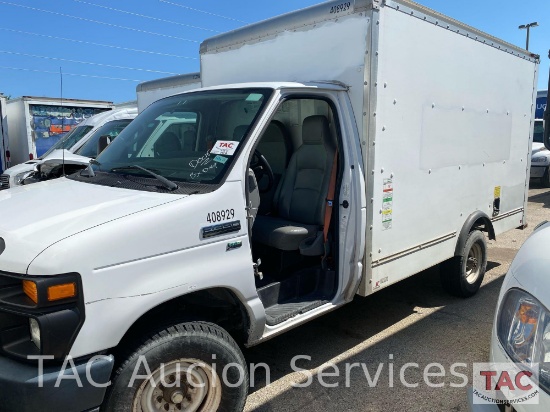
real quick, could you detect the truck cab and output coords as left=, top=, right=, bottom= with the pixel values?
left=0, top=83, right=363, bottom=412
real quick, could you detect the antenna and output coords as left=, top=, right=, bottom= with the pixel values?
left=60, top=67, right=65, bottom=176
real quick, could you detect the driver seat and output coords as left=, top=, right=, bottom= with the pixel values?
left=253, top=115, right=336, bottom=253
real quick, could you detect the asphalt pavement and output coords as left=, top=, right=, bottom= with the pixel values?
left=243, top=182, right=550, bottom=412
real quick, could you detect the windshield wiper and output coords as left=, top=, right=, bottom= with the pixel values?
left=110, top=165, right=178, bottom=191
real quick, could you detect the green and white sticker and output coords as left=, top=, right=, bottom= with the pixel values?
left=213, top=155, right=228, bottom=164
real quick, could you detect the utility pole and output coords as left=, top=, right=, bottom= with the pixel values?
left=518, top=22, right=538, bottom=51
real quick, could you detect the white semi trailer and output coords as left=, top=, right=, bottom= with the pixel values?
left=5, top=96, right=113, bottom=165
left=0, top=1, right=539, bottom=411
left=136, top=72, right=201, bottom=113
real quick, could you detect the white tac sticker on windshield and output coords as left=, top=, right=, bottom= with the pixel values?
left=211, top=140, right=239, bottom=156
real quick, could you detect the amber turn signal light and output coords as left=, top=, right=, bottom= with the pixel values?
left=22, top=280, right=38, bottom=304
left=47, top=283, right=77, bottom=302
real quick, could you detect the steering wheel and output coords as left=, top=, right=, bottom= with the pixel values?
left=250, top=149, right=274, bottom=193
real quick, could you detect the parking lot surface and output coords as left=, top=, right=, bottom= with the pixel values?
left=243, top=183, right=550, bottom=412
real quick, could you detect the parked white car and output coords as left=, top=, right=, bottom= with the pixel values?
left=468, top=220, right=550, bottom=412
left=531, top=120, right=549, bottom=186
left=0, top=107, right=137, bottom=189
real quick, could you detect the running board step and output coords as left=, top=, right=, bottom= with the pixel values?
left=257, top=268, right=335, bottom=326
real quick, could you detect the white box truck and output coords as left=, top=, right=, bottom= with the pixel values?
left=136, top=72, right=201, bottom=113
left=0, top=94, right=8, bottom=173
left=5, top=96, right=113, bottom=166
left=0, top=1, right=539, bottom=411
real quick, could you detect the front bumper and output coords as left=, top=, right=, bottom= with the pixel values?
left=0, top=354, right=113, bottom=412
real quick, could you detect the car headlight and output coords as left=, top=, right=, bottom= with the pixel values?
left=532, top=157, right=548, bottom=163
left=497, top=288, right=550, bottom=393
left=14, top=171, right=31, bottom=185
left=29, top=318, right=41, bottom=350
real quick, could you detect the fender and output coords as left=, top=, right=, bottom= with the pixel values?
left=454, top=211, right=495, bottom=256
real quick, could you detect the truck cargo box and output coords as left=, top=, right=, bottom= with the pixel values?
left=136, top=73, right=201, bottom=113
left=200, top=0, right=539, bottom=296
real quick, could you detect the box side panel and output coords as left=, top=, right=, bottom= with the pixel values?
left=26, top=103, right=111, bottom=158
left=365, top=5, right=537, bottom=294
left=137, top=82, right=202, bottom=113
left=6, top=100, right=28, bottom=166
left=200, top=13, right=370, bottom=136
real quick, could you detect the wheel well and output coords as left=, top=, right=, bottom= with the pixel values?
left=454, top=212, right=495, bottom=256
left=113, top=288, right=251, bottom=361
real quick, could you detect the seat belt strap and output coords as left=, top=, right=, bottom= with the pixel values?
left=323, top=150, right=338, bottom=243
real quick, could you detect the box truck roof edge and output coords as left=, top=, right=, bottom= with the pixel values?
left=200, top=0, right=536, bottom=61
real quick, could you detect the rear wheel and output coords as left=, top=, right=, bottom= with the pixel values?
left=440, top=230, right=487, bottom=298
left=102, top=322, right=248, bottom=412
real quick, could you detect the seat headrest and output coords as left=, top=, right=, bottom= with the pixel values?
left=233, top=125, right=249, bottom=141
left=182, top=130, right=196, bottom=150
left=302, top=115, right=330, bottom=145
left=262, top=121, right=286, bottom=143
left=156, top=132, right=180, bottom=147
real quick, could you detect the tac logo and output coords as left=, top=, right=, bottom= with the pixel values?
left=472, top=363, right=540, bottom=405
left=218, top=142, right=234, bottom=149
left=480, top=370, right=533, bottom=391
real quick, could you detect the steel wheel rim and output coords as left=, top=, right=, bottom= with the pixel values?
left=465, top=242, right=483, bottom=284
left=133, top=358, right=222, bottom=412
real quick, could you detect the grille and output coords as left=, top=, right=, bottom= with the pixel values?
left=0, top=175, right=9, bottom=190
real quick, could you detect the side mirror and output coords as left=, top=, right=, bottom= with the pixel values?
left=97, top=135, right=111, bottom=154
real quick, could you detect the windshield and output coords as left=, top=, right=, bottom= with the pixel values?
left=75, top=119, right=133, bottom=158
left=534, top=121, right=544, bottom=143
left=41, top=125, right=94, bottom=158
left=92, top=88, right=273, bottom=187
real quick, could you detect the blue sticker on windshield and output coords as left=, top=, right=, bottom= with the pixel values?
left=213, top=155, right=228, bottom=164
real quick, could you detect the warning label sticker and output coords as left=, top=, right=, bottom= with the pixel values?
left=382, top=178, right=393, bottom=230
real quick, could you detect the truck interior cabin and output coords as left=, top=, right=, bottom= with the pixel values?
left=247, top=97, right=341, bottom=326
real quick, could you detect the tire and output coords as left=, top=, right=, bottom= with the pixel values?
left=440, top=230, right=487, bottom=298
left=541, top=167, right=550, bottom=188
left=102, top=322, right=248, bottom=412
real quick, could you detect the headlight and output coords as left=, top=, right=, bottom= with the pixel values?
left=29, top=318, right=41, bottom=350
left=497, top=288, right=550, bottom=393
left=14, top=171, right=31, bottom=185
left=532, top=157, right=548, bottom=163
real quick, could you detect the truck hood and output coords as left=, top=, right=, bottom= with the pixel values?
left=2, top=161, right=38, bottom=177
left=39, top=150, right=91, bottom=166
left=532, top=142, right=548, bottom=155
left=40, top=149, right=91, bottom=167
left=508, top=224, right=550, bottom=311
left=0, top=178, right=183, bottom=273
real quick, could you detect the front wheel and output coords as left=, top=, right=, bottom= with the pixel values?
left=102, top=322, right=248, bottom=412
left=440, top=230, right=487, bottom=298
